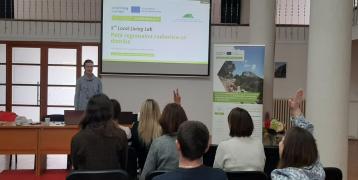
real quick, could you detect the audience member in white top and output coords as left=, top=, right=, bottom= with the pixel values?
left=213, top=107, right=266, bottom=171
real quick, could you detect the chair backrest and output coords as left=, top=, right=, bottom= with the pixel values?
left=264, top=146, right=280, bottom=176
left=324, top=167, right=342, bottom=180
left=203, top=144, right=218, bottom=167
left=127, top=147, right=138, bottom=178
left=145, top=170, right=169, bottom=180
left=66, top=169, right=129, bottom=180
left=226, top=171, right=268, bottom=180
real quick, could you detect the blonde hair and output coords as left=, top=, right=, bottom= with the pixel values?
left=138, top=99, right=162, bottom=145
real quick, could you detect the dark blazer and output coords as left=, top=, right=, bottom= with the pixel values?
left=71, top=124, right=128, bottom=170
left=130, top=121, right=151, bottom=170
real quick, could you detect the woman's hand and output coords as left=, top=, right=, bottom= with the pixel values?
left=173, top=88, right=181, bottom=105
left=288, top=89, right=303, bottom=117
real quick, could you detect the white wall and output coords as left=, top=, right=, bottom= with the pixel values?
left=273, top=26, right=309, bottom=98
left=351, top=40, right=358, bottom=101
left=0, top=21, right=100, bottom=42
left=240, top=0, right=250, bottom=24
left=352, top=25, right=358, bottom=40
left=274, top=42, right=308, bottom=98
left=102, top=76, right=213, bottom=129
left=349, top=40, right=358, bottom=138
left=13, top=0, right=101, bottom=21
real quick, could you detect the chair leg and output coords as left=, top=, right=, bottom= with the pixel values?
left=9, top=155, right=12, bottom=170
left=34, top=155, right=36, bottom=170
left=15, top=155, right=18, bottom=169
left=67, top=155, right=71, bottom=170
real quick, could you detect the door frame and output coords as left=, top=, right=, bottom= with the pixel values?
left=1, top=41, right=99, bottom=119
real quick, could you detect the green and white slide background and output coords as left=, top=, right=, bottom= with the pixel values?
left=102, top=0, right=210, bottom=64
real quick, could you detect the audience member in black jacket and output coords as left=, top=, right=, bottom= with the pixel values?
left=71, top=93, right=128, bottom=170
left=131, top=99, right=162, bottom=170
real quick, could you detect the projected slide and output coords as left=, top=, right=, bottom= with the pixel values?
left=102, top=0, right=210, bottom=76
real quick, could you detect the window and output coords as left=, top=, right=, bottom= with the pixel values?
left=0, top=0, right=14, bottom=19
left=0, top=44, right=6, bottom=108
left=11, top=47, right=41, bottom=121
left=3, top=42, right=98, bottom=120
left=47, top=48, right=78, bottom=113
left=276, top=0, right=310, bottom=25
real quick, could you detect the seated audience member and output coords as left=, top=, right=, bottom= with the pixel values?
left=271, top=89, right=325, bottom=180
left=131, top=99, right=162, bottom=169
left=140, top=102, right=188, bottom=180
left=213, top=107, right=265, bottom=171
left=111, top=99, right=131, bottom=139
left=154, top=121, right=227, bottom=180
left=71, top=94, right=128, bottom=170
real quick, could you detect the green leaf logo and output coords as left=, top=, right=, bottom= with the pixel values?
left=183, top=14, right=194, bottom=18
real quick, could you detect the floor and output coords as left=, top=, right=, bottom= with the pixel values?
left=0, top=140, right=357, bottom=180
left=0, top=170, right=68, bottom=180
left=0, top=155, right=68, bottom=170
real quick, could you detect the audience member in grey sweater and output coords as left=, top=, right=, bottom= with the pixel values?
left=140, top=102, right=188, bottom=180
left=271, top=89, right=325, bottom=180
left=154, top=121, right=227, bottom=180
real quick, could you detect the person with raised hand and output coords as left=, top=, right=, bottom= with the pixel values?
left=271, top=89, right=325, bottom=180
left=173, top=88, right=181, bottom=105
left=288, top=89, right=314, bottom=133
left=140, top=102, right=188, bottom=180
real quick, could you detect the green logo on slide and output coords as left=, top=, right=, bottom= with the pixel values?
left=183, top=14, right=194, bottom=18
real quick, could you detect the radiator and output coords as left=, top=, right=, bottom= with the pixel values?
left=273, top=99, right=306, bottom=131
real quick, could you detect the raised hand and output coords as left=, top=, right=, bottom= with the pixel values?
left=173, top=88, right=181, bottom=105
left=288, top=89, right=303, bottom=117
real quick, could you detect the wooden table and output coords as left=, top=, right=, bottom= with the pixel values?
left=0, top=122, right=79, bottom=175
